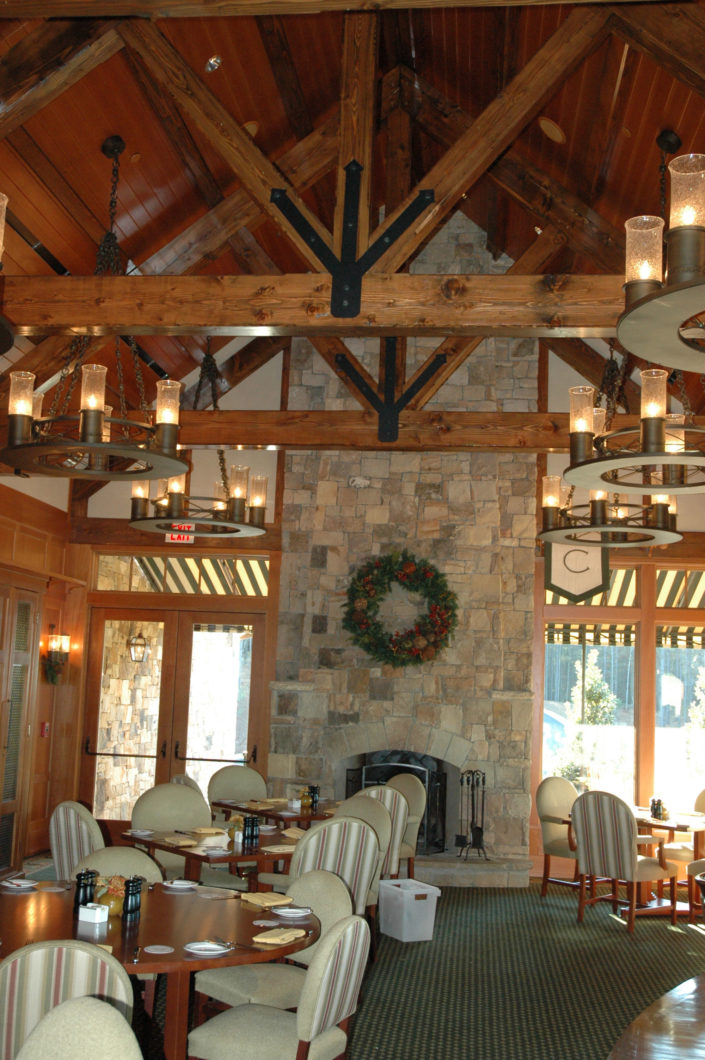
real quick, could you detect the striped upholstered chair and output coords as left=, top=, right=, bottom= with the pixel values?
left=572, top=790, right=679, bottom=933
left=0, top=940, right=133, bottom=1060
left=357, top=784, right=409, bottom=879
left=15, top=997, right=142, bottom=1060
left=49, top=801, right=105, bottom=881
left=189, top=915, right=370, bottom=1060
left=334, top=795, right=391, bottom=918
left=387, top=773, right=427, bottom=879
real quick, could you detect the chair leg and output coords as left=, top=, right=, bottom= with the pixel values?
left=577, top=874, right=586, bottom=923
left=670, top=876, right=678, bottom=926
left=626, top=883, right=636, bottom=933
left=611, top=879, right=619, bottom=914
left=407, top=856, right=415, bottom=880
left=541, top=854, right=550, bottom=897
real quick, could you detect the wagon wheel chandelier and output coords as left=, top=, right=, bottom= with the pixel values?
left=0, top=135, right=187, bottom=481
left=128, top=338, right=267, bottom=539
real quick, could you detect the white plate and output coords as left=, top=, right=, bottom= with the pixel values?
left=1, top=879, right=37, bottom=891
left=259, top=824, right=277, bottom=832
left=127, top=829, right=153, bottom=837
left=162, top=880, right=197, bottom=891
left=184, top=941, right=231, bottom=956
left=275, top=906, right=312, bottom=918
left=144, top=944, right=174, bottom=955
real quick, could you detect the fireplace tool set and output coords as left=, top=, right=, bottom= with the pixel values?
left=455, top=770, right=488, bottom=859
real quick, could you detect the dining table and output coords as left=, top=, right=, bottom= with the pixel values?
left=211, top=797, right=337, bottom=828
left=122, top=826, right=299, bottom=886
left=0, top=879, right=319, bottom=1060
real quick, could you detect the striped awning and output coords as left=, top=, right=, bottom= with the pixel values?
left=656, top=569, right=705, bottom=609
left=545, top=623, right=636, bottom=646
left=545, top=566, right=636, bottom=607
left=133, top=555, right=269, bottom=596
left=656, top=625, right=705, bottom=648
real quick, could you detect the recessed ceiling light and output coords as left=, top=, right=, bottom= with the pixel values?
left=205, top=54, right=222, bottom=73
left=538, top=116, right=566, bottom=144
left=243, top=121, right=259, bottom=139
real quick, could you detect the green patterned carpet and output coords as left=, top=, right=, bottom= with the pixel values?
left=346, top=884, right=705, bottom=1060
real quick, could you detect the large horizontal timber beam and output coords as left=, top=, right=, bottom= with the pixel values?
left=1, top=0, right=668, bottom=16
left=0, top=273, right=623, bottom=338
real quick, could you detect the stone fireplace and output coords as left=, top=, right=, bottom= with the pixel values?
left=268, top=213, right=536, bottom=866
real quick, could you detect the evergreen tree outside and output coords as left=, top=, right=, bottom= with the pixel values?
left=569, top=648, right=618, bottom=725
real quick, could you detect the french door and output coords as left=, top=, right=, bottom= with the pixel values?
left=82, top=608, right=266, bottom=818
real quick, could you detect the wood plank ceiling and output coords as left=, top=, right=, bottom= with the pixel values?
left=2, top=0, right=705, bottom=470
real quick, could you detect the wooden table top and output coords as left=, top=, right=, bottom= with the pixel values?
left=122, top=827, right=299, bottom=882
left=211, top=799, right=336, bottom=827
left=608, top=976, right=705, bottom=1058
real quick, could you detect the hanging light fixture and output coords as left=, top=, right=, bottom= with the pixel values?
left=42, top=624, right=70, bottom=683
left=617, top=131, right=705, bottom=372
left=127, top=631, right=147, bottom=663
left=128, top=339, right=267, bottom=538
left=0, top=136, right=188, bottom=481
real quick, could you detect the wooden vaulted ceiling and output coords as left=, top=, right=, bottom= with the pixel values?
left=2, top=0, right=705, bottom=475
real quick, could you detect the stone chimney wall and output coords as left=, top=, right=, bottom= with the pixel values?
left=269, top=214, right=537, bottom=858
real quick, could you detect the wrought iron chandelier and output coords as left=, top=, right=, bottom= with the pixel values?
left=617, top=131, right=705, bottom=373
left=0, top=136, right=187, bottom=481
left=128, top=339, right=267, bottom=538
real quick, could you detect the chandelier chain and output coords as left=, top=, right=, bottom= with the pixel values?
left=674, top=369, right=694, bottom=423
left=599, top=343, right=630, bottom=430
left=193, top=338, right=230, bottom=495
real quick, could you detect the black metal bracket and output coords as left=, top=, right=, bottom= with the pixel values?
left=173, top=740, right=256, bottom=765
left=271, top=161, right=434, bottom=317
left=84, top=738, right=166, bottom=760
left=335, top=339, right=448, bottom=442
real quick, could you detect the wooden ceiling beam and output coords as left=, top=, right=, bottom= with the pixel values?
left=0, top=21, right=124, bottom=141
left=395, top=65, right=625, bottom=273
left=139, top=109, right=340, bottom=276
left=611, top=3, right=705, bottom=98
left=2, top=0, right=666, bottom=17
left=368, top=8, right=612, bottom=273
left=0, top=272, right=624, bottom=337
left=120, top=20, right=332, bottom=272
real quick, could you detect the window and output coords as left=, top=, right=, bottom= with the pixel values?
left=96, top=554, right=269, bottom=595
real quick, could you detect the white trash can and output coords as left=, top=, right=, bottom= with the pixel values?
left=378, top=879, right=441, bottom=942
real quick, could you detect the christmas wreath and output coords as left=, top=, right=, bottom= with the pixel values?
left=342, top=550, right=458, bottom=667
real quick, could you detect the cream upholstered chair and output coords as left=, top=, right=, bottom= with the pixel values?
left=194, top=870, right=353, bottom=1013
left=189, top=915, right=370, bottom=1060
left=357, top=784, right=408, bottom=879
left=0, top=940, right=133, bottom=1060
left=49, top=801, right=105, bottom=881
left=73, top=845, right=163, bottom=882
left=535, top=776, right=579, bottom=896
left=131, top=782, right=211, bottom=879
left=387, top=773, right=427, bottom=879
left=15, top=996, right=142, bottom=1060
left=334, top=795, right=391, bottom=919
left=572, top=789, right=679, bottom=933
left=656, top=788, right=705, bottom=912
left=207, top=765, right=267, bottom=825
left=686, top=858, right=705, bottom=923
left=172, top=773, right=205, bottom=798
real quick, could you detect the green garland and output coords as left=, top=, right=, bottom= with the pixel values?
left=342, top=550, right=458, bottom=667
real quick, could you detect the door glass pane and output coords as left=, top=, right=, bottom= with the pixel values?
left=655, top=625, right=705, bottom=810
left=184, top=624, right=252, bottom=795
left=3, top=601, right=31, bottom=803
left=543, top=623, right=636, bottom=801
left=93, top=619, right=164, bottom=819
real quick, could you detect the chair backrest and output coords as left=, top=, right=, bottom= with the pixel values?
left=572, top=790, right=638, bottom=881
left=49, top=801, right=105, bottom=881
left=387, top=773, right=427, bottom=820
left=15, top=996, right=142, bottom=1060
left=334, top=796, right=391, bottom=903
left=536, top=776, right=578, bottom=850
left=695, top=788, right=705, bottom=814
left=72, top=846, right=163, bottom=883
left=286, top=870, right=353, bottom=967
left=296, top=916, right=370, bottom=1046
left=207, top=765, right=267, bottom=804
left=132, top=783, right=211, bottom=876
left=0, top=940, right=133, bottom=1060
left=171, top=773, right=204, bottom=797
left=357, top=785, right=409, bottom=876
left=289, top=818, right=379, bottom=916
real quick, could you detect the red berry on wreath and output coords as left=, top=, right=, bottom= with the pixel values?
left=402, top=560, right=416, bottom=574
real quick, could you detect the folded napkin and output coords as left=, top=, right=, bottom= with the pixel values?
left=252, top=927, right=306, bottom=945
left=246, top=801, right=271, bottom=810
left=260, top=844, right=297, bottom=855
left=281, top=827, right=306, bottom=840
left=192, top=826, right=226, bottom=836
left=242, top=892, right=293, bottom=908
left=163, top=834, right=198, bottom=847
left=196, top=887, right=238, bottom=900
left=262, top=797, right=288, bottom=805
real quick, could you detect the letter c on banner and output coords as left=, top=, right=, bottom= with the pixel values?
left=563, top=548, right=589, bottom=575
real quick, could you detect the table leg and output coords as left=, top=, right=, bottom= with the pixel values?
left=163, top=968, right=191, bottom=1060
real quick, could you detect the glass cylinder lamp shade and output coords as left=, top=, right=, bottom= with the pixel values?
left=228, top=464, right=249, bottom=522
left=624, top=215, right=664, bottom=282
left=8, top=371, right=35, bottom=446
left=592, top=407, right=606, bottom=437
left=80, top=364, right=107, bottom=411
left=213, top=480, right=227, bottom=511
left=166, top=473, right=186, bottom=519
left=569, top=386, right=594, bottom=434
left=640, top=369, right=667, bottom=419
left=541, top=475, right=561, bottom=531
left=248, top=473, right=267, bottom=529
left=669, top=154, right=705, bottom=228
left=155, top=379, right=181, bottom=425
left=32, top=391, right=44, bottom=420
left=130, top=479, right=150, bottom=520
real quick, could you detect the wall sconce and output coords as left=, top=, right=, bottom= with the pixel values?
left=43, top=624, right=70, bottom=684
left=127, top=631, right=148, bottom=663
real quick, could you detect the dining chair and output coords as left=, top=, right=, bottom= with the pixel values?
left=572, top=789, right=679, bottom=933
left=387, top=773, right=427, bottom=878
left=72, top=845, right=164, bottom=882
left=207, top=765, right=267, bottom=825
left=0, top=940, right=134, bottom=1060
left=171, top=773, right=205, bottom=798
left=49, top=800, right=105, bottom=881
left=188, top=915, right=370, bottom=1060
left=15, top=996, right=142, bottom=1060
left=334, top=795, right=391, bottom=920
left=357, top=784, right=409, bottom=879
left=193, top=869, right=353, bottom=1016
left=535, top=776, right=580, bottom=896
left=131, top=782, right=211, bottom=879
left=657, top=788, right=705, bottom=912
